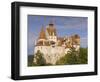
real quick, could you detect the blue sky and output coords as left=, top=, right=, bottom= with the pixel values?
left=28, top=15, right=88, bottom=55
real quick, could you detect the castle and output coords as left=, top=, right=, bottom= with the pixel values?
left=33, top=22, right=80, bottom=65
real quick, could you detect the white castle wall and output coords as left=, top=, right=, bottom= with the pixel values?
left=34, top=46, right=66, bottom=64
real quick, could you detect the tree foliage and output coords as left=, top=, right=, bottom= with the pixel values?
left=56, top=48, right=88, bottom=65
left=33, top=50, right=46, bottom=66
left=78, top=48, right=88, bottom=64
left=28, top=55, right=34, bottom=66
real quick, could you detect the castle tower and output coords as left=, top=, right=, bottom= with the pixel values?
left=39, top=26, right=46, bottom=39
left=34, top=26, right=47, bottom=47
left=34, top=26, right=47, bottom=54
left=46, top=21, right=57, bottom=42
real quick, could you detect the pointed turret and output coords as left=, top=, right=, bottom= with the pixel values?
left=38, top=26, right=46, bottom=40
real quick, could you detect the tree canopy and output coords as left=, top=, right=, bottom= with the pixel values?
left=33, top=50, right=46, bottom=66
left=56, top=48, right=88, bottom=65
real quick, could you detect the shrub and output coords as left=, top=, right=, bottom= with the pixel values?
left=33, top=50, right=46, bottom=66
left=56, top=48, right=88, bottom=65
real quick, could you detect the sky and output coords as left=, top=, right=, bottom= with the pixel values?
left=28, top=15, right=88, bottom=55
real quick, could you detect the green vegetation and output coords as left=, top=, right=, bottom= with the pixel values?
left=78, top=48, right=88, bottom=64
left=28, top=55, right=34, bottom=66
left=56, top=48, right=88, bottom=65
left=28, top=50, right=46, bottom=66
left=28, top=48, right=88, bottom=66
left=33, top=50, right=46, bottom=66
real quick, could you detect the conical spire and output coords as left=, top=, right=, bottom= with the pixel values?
left=38, top=26, right=46, bottom=39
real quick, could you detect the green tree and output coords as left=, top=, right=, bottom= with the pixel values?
left=56, top=48, right=78, bottom=65
left=33, top=50, right=46, bottom=66
left=56, top=48, right=88, bottom=65
left=56, top=55, right=67, bottom=65
left=28, top=55, right=34, bottom=66
left=78, top=48, right=88, bottom=64
left=66, top=48, right=78, bottom=64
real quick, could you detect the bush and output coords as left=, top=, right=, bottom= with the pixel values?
left=56, top=48, right=88, bottom=65
left=28, top=55, right=34, bottom=66
left=78, top=48, right=88, bottom=64
left=33, top=50, right=46, bottom=66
